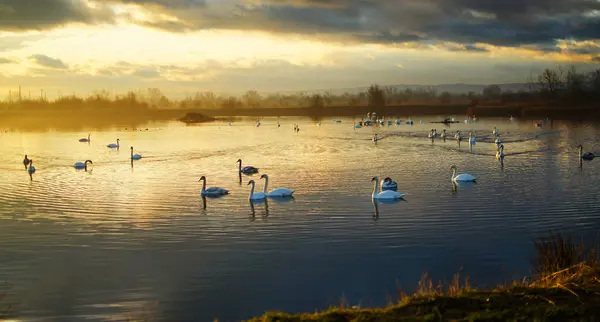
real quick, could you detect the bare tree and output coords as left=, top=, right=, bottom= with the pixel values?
left=367, top=84, right=385, bottom=107
left=538, top=68, right=562, bottom=95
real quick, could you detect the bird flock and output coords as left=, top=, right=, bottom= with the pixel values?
left=19, top=117, right=596, bottom=204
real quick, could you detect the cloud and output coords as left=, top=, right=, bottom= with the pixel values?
left=28, top=54, right=68, bottom=69
left=0, top=0, right=114, bottom=31
left=2, top=0, right=600, bottom=57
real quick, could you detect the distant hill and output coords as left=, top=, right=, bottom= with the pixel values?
left=285, top=83, right=530, bottom=95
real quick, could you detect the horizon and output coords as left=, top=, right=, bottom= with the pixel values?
left=1, top=1, right=600, bottom=99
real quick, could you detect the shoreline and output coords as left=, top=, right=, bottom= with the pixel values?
left=245, top=264, right=600, bottom=322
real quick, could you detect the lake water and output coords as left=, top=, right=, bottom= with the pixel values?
left=1, top=116, right=600, bottom=321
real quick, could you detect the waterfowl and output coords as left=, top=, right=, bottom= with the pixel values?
left=199, top=176, right=229, bottom=197
left=260, top=174, right=294, bottom=197
left=496, top=144, right=505, bottom=160
left=578, top=145, right=595, bottom=160
left=131, top=147, right=142, bottom=160
left=107, top=139, right=120, bottom=149
left=381, top=177, right=398, bottom=191
left=79, top=134, right=90, bottom=142
left=450, top=165, right=476, bottom=182
left=237, top=159, right=259, bottom=175
left=371, top=177, right=405, bottom=200
left=74, top=160, right=93, bottom=170
left=247, top=180, right=266, bottom=200
left=27, top=160, right=35, bottom=178
left=23, top=155, right=30, bottom=169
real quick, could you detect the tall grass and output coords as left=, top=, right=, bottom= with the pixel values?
left=533, top=231, right=599, bottom=279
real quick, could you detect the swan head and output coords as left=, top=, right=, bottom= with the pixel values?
left=117, top=139, right=120, bottom=143
left=236, top=159, right=242, bottom=164
left=260, top=174, right=268, bottom=179
left=24, top=154, right=27, bottom=159
left=199, top=176, right=206, bottom=182
left=371, top=176, right=379, bottom=182
left=383, top=177, right=391, bottom=183
left=577, top=144, right=583, bottom=149
left=450, top=165, right=457, bottom=171
left=85, top=160, right=93, bottom=165
left=247, top=180, right=255, bottom=186
left=130, top=146, right=134, bottom=151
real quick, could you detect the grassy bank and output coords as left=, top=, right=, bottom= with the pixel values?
left=247, top=233, right=600, bottom=322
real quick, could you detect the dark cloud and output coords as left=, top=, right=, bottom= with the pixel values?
left=0, top=0, right=113, bottom=31
left=2, top=0, right=600, bottom=53
left=29, top=54, right=68, bottom=69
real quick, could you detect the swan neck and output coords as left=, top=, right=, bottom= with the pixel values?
left=372, top=178, right=379, bottom=197
left=263, top=176, right=269, bottom=193
left=249, top=182, right=255, bottom=197
left=202, top=179, right=206, bottom=192
left=452, top=168, right=456, bottom=180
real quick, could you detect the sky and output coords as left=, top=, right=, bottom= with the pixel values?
left=1, top=0, right=600, bottom=99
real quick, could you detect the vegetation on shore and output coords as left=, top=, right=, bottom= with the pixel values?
left=246, top=232, right=600, bottom=322
left=1, top=65, right=599, bottom=116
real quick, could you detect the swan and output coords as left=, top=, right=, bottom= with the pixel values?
left=199, top=176, right=229, bottom=197
left=27, top=159, right=36, bottom=177
left=496, top=144, right=505, bottom=160
left=23, top=155, right=30, bottom=169
left=450, top=165, right=476, bottom=182
left=260, top=174, right=294, bottom=197
left=371, top=177, right=405, bottom=200
left=492, top=127, right=499, bottom=137
left=469, top=132, right=476, bottom=145
left=74, top=159, right=93, bottom=170
left=381, top=177, right=398, bottom=191
left=247, top=180, right=266, bottom=200
left=428, top=130, right=434, bottom=138
left=495, top=136, right=503, bottom=146
left=79, top=134, right=90, bottom=142
left=578, top=145, right=595, bottom=160
left=130, top=147, right=142, bottom=160
left=237, top=159, right=259, bottom=175
left=107, top=139, right=120, bottom=149
left=455, top=131, right=462, bottom=141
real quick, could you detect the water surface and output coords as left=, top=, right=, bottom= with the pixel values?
left=1, top=116, right=600, bottom=321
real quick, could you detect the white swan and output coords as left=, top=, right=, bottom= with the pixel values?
left=260, top=174, right=294, bottom=197
left=199, top=176, right=229, bottom=197
left=107, top=139, right=120, bottom=149
left=247, top=180, right=266, bottom=200
left=496, top=144, right=505, bottom=160
left=492, top=127, right=499, bottom=137
left=130, top=146, right=142, bottom=160
left=469, top=132, right=476, bottom=145
left=450, top=165, right=476, bottom=182
left=371, top=176, right=405, bottom=200
left=74, top=159, right=93, bottom=170
left=79, top=134, right=90, bottom=142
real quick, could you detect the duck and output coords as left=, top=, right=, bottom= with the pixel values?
left=199, top=176, right=229, bottom=197
left=381, top=177, right=398, bottom=191
left=237, top=159, right=259, bottom=175
left=578, top=145, right=595, bottom=160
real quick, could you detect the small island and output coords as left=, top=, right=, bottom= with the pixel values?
left=178, top=112, right=216, bottom=124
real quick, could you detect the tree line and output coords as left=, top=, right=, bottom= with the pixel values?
left=2, top=65, right=599, bottom=111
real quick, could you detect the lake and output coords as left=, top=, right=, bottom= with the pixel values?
left=1, top=115, right=599, bottom=321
